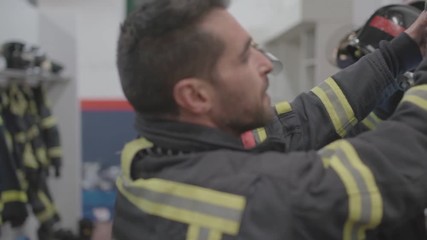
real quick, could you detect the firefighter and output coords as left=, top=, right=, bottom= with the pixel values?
left=0, top=87, right=28, bottom=228
left=113, top=1, right=427, bottom=239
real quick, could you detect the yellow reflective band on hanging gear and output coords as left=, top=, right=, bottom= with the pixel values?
left=401, top=85, right=427, bottom=111
left=35, top=191, right=57, bottom=223
left=5, top=131, right=13, bottom=151
left=8, top=84, right=28, bottom=117
left=361, top=112, right=382, bottom=130
left=24, top=143, right=39, bottom=169
left=319, top=140, right=383, bottom=240
left=48, top=147, right=62, bottom=158
left=121, top=137, right=153, bottom=181
left=27, top=125, right=39, bottom=140
left=274, top=101, right=292, bottom=115
left=311, top=77, right=357, bottom=137
left=41, top=116, right=57, bottom=129
left=1, top=190, right=28, bottom=203
left=15, top=132, right=26, bottom=144
left=36, top=147, right=49, bottom=166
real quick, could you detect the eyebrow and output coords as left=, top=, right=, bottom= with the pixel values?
left=239, top=37, right=253, bottom=60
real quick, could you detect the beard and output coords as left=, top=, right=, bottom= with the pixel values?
left=212, top=89, right=274, bottom=136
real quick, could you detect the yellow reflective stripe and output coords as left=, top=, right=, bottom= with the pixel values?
left=0, top=116, right=3, bottom=125
left=320, top=140, right=383, bottom=240
left=5, top=131, right=12, bottom=151
left=35, top=191, right=56, bottom=223
left=274, top=101, right=292, bottom=115
left=27, top=125, right=39, bottom=139
left=208, top=230, right=222, bottom=240
left=129, top=177, right=245, bottom=210
left=187, top=225, right=200, bottom=240
left=42, top=116, right=57, bottom=129
left=48, top=147, right=62, bottom=158
left=0, top=200, right=3, bottom=225
left=256, top=128, right=267, bottom=142
left=311, top=77, right=356, bottom=137
left=361, top=112, right=382, bottom=130
left=402, top=95, right=427, bottom=111
left=24, top=143, right=39, bottom=169
left=17, top=170, right=28, bottom=191
left=36, top=147, right=49, bottom=165
left=2, top=191, right=27, bottom=203
left=401, top=85, right=427, bottom=110
left=121, top=138, right=153, bottom=180
left=117, top=178, right=246, bottom=235
left=15, top=132, right=26, bottom=144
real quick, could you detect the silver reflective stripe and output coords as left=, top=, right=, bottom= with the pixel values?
left=318, top=82, right=351, bottom=133
left=199, top=227, right=210, bottom=240
left=409, top=89, right=427, bottom=99
left=125, top=185, right=242, bottom=222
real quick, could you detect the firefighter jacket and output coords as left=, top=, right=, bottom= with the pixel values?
left=113, top=33, right=427, bottom=240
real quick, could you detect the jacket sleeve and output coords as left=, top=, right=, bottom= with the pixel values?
left=240, top=77, right=427, bottom=239
left=242, top=33, right=421, bottom=151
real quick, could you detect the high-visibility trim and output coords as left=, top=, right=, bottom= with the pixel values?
left=0, top=116, right=3, bottom=126
left=361, top=112, right=382, bottom=130
left=187, top=225, right=201, bottom=240
left=0, top=200, right=3, bottom=225
left=275, top=101, right=292, bottom=115
left=311, top=77, right=356, bottom=137
left=35, top=191, right=56, bottom=223
left=401, top=86, right=427, bottom=111
left=208, top=230, right=222, bottom=240
left=41, top=116, right=57, bottom=129
left=118, top=178, right=245, bottom=235
left=2, top=190, right=28, bottom=203
left=48, top=147, right=63, bottom=159
left=5, top=131, right=12, bottom=151
left=255, top=128, right=267, bottom=143
left=15, top=132, right=26, bottom=144
left=121, top=138, right=153, bottom=180
left=24, top=143, right=39, bottom=169
left=9, top=84, right=27, bottom=116
left=402, top=95, right=427, bottom=111
left=36, top=147, right=49, bottom=165
left=320, top=140, right=383, bottom=240
left=27, top=125, right=40, bottom=140
left=17, top=170, right=28, bottom=191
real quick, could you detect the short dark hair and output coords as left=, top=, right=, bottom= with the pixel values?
left=117, top=0, right=230, bottom=116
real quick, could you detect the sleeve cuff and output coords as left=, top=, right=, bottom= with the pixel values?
left=389, top=32, right=422, bottom=72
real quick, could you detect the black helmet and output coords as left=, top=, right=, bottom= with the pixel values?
left=332, top=28, right=363, bottom=69
left=356, top=4, right=421, bottom=54
left=408, top=1, right=425, bottom=11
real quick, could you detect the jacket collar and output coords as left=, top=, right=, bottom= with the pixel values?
left=134, top=113, right=246, bottom=152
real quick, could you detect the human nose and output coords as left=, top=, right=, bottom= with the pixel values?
left=253, top=43, right=283, bottom=75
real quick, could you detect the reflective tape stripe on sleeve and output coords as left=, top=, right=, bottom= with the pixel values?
left=187, top=226, right=222, bottom=240
left=2, top=190, right=28, bottom=203
left=275, top=101, right=292, bottom=115
left=41, top=116, right=57, bottom=129
left=319, top=140, right=383, bottom=240
left=311, top=77, right=357, bottom=137
left=401, top=85, right=427, bottom=111
left=361, top=112, right=382, bottom=130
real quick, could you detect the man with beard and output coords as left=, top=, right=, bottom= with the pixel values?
left=113, top=0, right=427, bottom=239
